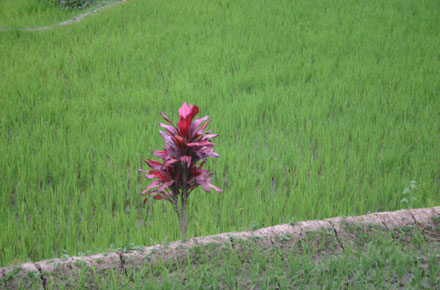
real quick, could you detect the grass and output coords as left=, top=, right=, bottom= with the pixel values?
left=0, top=0, right=439, bottom=267
left=4, top=220, right=440, bottom=288
left=0, top=0, right=118, bottom=28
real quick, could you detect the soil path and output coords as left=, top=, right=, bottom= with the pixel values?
left=0, top=0, right=126, bottom=32
left=1, top=206, right=439, bottom=285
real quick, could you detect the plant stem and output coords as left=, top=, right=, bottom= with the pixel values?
left=172, top=195, right=180, bottom=221
left=178, top=166, right=189, bottom=240
left=179, top=194, right=187, bottom=240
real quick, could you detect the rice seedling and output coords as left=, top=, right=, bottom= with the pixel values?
left=0, top=0, right=439, bottom=267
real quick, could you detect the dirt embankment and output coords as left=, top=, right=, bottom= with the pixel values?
left=1, top=207, right=439, bottom=287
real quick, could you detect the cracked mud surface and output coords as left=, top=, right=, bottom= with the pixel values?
left=1, top=207, right=439, bottom=288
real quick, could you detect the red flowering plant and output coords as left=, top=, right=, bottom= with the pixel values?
left=140, top=102, right=222, bottom=239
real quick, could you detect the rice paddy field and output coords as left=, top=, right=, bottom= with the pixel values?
left=1, top=0, right=439, bottom=269
left=5, top=218, right=440, bottom=289
left=0, top=0, right=112, bottom=29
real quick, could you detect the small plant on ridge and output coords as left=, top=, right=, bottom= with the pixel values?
left=400, top=180, right=418, bottom=209
left=140, top=102, right=222, bottom=239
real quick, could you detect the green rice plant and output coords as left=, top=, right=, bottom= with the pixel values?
left=57, top=0, right=95, bottom=9
left=7, top=228, right=439, bottom=289
left=0, top=0, right=439, bottom=267
left=400, top=180, right=418, bottom=209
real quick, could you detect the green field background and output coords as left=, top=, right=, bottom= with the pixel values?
left=1, top=0, right=439, bottom=266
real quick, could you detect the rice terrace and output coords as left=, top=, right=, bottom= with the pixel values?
left=1, top=0, right=439, bottom=288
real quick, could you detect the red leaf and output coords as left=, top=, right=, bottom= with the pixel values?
left=209, top=183, right=223, bottom=192
left=153, top=150, right=168, bottom=159
left=174, top=134, right=185, bottom=144
left=178, top=118, right=191, bottom=138
left=202, top=134, right=218, bottom=139
left=178, top=102, right=199, bottom=119
left=178, top=102, right=200, bottom=138
left=145, top=160, right=162, bottom=171
left=159, top=123, right=177, bottom=136
left=165, top=158, right=179, bottom=166
left=186, top=141, right=212, bottom=147
left=199, top=180, right=211, bottom=192
left=161, top=112, right=174, bottom=125
left=181, top=156, right=191, bottom=168
left=149, top=170, right=168, bottom=181
left=198, top=120, right=210, bottom=133
left=142, top=102, right=221, bottom=205
left=190, top=116, right=209, bottom=138
left=142, top=180, right=162, bottom=194
left=152, top=193, right=172, bottom=203
left=158, top=180, right=175, bottom=193
left=144, top=174, right=156, bottom=179
left=160, top=131, right=175, bottom=147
